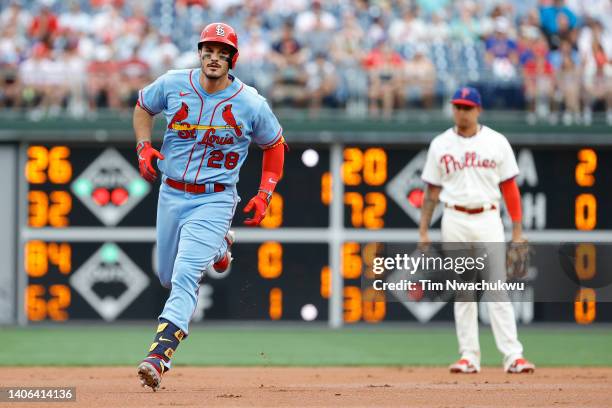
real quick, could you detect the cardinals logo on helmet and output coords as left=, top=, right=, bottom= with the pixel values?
left=168, top=102, right=190, bottom=129
left=216, top=24, right=225, bottom=36
left=222, top=104, right=242, bottom=136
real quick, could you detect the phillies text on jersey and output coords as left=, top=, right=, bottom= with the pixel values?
left=137, top=69, right=283, bottom=186
left=421, top=125, right=519, bottom=207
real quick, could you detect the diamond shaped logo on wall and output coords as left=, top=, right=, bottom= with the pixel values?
left=399, top=300, right=447, bottom=323
left=385, top=150, right=443, bottom=225
left=69, top=243, right=150, bottom=321
left=71, top=148, right=150, bottom=226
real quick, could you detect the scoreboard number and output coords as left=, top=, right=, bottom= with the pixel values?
left=258, top=242, right=283, bottom=279
left=574, top=243, right=597, bottom=324
left=575, top=194, right=597, bottom=231
left=575, top=288, right=596, bottom=324
left=269, top=288, right=282, bottom=321
left=28, top=191, right=72, bottom=228
left=26, top=284, right=71, bottom=321
left=342, top=147, right=387, bottom=186
left=575, top=148, right=596, bottom=187
left=258, top=242, right=284, bottom=320
left=25, top=241, right=71, bottom=277
left=26, top=146, right=72, bottom=184
left=574, top=149, right=598, bottom=230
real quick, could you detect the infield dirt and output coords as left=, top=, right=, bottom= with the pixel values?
left=1, top=367, right=610, bottom=407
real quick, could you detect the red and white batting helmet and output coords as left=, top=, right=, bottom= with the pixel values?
left=198, top=22, right=239, bottom=68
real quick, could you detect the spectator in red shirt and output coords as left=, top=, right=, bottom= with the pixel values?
left=90, top=0, right=124, bottom=8
left=29, top=5, right=59, bottom=43
left=176, top=0, right=207, bottom=7
left=363, top=40, right=404, bottom=119
left=523, top=41, right=556, bottom=124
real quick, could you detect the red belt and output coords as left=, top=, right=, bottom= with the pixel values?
left=446, top=204, right=496, bottom=214
left=165, top=178, right=225, bottom=194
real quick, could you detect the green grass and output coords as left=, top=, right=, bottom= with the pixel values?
left=1, top=325, right=611, bottom=367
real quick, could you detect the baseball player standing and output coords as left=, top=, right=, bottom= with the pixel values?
left=133, top=22, right=286, bottom=390
left=419, top=87, right=535, bottom=374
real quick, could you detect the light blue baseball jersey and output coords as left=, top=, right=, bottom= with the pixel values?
left=138, top=69, right=283, bottom=186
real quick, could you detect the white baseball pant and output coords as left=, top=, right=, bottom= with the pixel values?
left=441, top=206, right=524, bottom=371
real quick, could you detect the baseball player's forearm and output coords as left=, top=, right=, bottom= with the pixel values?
left=500, top=178, right=524, bottom=241
left=419, top=184, right=441, bottom=239
left=133, top=104, right=164, bottom=182
left=133, top=104, right=155, bottom=143
left=258, top=143, right=284, bottom=198
left=243, top=143, right=285, bottom=226
left=510, top=222, right=524, bottom=241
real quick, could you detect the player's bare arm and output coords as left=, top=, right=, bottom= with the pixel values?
left=133, top=104, right=155, bottom=143
left=418, top=183, right=441, bottom=245
left=509, top=217, right=525, bottom=243
left=511, top=222, right=524, bottom=242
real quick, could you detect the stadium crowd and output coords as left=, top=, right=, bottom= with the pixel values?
left=0, top=0, right=610, bottom=124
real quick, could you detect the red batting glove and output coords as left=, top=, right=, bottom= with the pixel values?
left=243, top=192, right=270, bottom=226
left=136, top=141, right=164, bottom=182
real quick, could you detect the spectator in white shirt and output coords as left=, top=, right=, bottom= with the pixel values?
left=295, top=0, right=337, bottom=36
left=59, top=1, right=92, bottom=35
left=389, top=8, right=427, bottom=49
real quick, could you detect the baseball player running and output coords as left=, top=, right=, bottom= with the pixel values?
left=133, top=22, right=286, bottom=390
left=419, top=87, right=535, bottom=374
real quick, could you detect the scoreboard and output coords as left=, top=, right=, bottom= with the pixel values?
left=19, top=142, right=612, bottom=325
left=338, top=146, right=611, bottom=230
